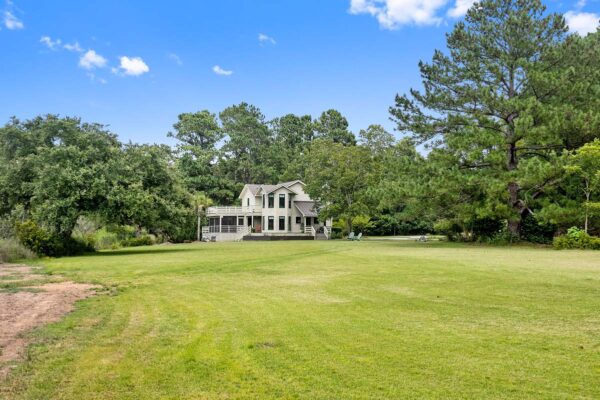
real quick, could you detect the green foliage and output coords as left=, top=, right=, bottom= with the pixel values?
left=0, top=238, right=36, bottom=263
left=390, top=0, right=600, bottom=237
left=351, top=215, right=374, bottom=233
left=520, top=213, right=556, bottom=244
left=16, top=220, right=93, bottom=257
left=363, top=213, right=433, bottom=236
left=0, top=115, right=121, bottom=237
left=553, top=227, right=600, bottom=250
left=314, top=109, right=356, bottom=145
left=121, top=235, right=155, bottom=247
left=304, top=140, right=380, bottom=232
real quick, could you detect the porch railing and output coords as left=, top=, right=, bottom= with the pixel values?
left=303, top=225, right=317, bottom=237
left=202, top=225, right=245, bottom=234
left=206, top=206, right=261, bottom=215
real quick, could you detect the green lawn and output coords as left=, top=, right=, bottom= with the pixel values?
left=3, top=241, right=600, bottom=399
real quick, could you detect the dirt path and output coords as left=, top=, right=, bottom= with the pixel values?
left=0, top=264, right=99, bottom=379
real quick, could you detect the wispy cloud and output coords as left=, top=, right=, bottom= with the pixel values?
left=212, top=65, right=233, bottom=76
left=86, top=72, right=108, bottom=84
left=168, top=53, right=182, bottom=65
left=64, top=41, right=83, bottom=52
left=79, top=50, right=107, bottom=70
left=41, top=35, right=83, bottom=52
left=565, top=10, right=599, bottom=36
left=116, top=56, right=150, bottom=76
left=40, top=35, right=61, bottom=50
left=3, top=9, right=23, bottom=30
left=258, top=33, right=276, bottom=45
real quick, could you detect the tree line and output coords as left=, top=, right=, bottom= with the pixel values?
left=1, top=0, right=599, bottom=255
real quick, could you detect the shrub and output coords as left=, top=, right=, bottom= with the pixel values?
left=434, top=219, right=463, bottom=241
left=0, top=238, right=36, bottom=263
left=121, top=235, right=155, bottom=247
left=93, top=229, right=121, bottom=250
left=15, top=220, right=94, bottom=257
left=520, top=214, right=556, bottom=244
left=553, top=227, right=600, bottom=250
left=330, top=230, right=343, bottom=240
left=482, top=228, right=519, bottom=245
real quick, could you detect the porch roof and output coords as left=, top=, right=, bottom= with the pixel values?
left=294, top=201, right=318, bottom=217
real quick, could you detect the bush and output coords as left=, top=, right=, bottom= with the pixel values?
left=553, top=227, right=600, bottom=250
left=520, top=214, right=556, bottom=244
left=93, top=229, right=121, bottom=250
left=482, top=228, right=519, bottom=245
left=121, top=235, right=155, bottom=247
left=0, top=238, right=37, bottom=263
left=330, top=230, right=343, bottom=240
left=15, top=220, right=94, bottom=257
left=434, top=219, right=464, bottom=241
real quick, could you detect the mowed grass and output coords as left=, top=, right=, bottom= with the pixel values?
left=3, top=241, right=600, bottom=399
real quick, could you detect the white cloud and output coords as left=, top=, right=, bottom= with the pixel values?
left=212, top=65, right=233, bottom=76
left=117, top=56, right=150, bottom=76
left=3, top=10, right=23, bottom=29
left=349, top=0, right=449, bottom=28
left=565, top=11, right=599, bottom=36
left=447, top=0, right=475, bottom=18
left=40, top=36, right=61, bottom=50
left=79, top=50, right=107, bottom=70
left=64, top=41, right=83, bottom=52
left=258, top=33, right=276, bottom=45
left=168, top=53, right=182, bottom=65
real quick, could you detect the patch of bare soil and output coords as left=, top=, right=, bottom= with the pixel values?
left=0, top=264, right=100, bottom=379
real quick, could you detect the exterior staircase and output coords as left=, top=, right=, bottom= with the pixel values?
left=315, top=233, right=327, bottom=240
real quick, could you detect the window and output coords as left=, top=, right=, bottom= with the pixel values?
left=238, top=216, right=244, bottom=226
left=279, top=194, right=286, bottom=208
left=279, top=216, right=285, bottom=231
left=306, top=218, right=312, bottom=226
left=247, top=198, right=250, bottom=206
left=262, top=195, right=265, bottom=208
left=268, top=216, right=274, bottom=230
left=268, top=193, right=274, bottom=208
left=296, top=216, right=301, bottom=224
left=289, top=198, right=292, bottom=208
left=288, top=217, right=291, bottom=231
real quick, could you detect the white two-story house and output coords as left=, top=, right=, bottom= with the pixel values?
left=203, top=180, right=332, bottom=241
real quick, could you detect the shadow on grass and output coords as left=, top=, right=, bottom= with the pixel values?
left=87, top=247, right=199, bottom=257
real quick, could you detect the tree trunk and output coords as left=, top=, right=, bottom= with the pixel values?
left=584, top=187, right=590, bottom=234
left=197, top=213, right=201, bottom=242
left=507, top=142, right=521, bottom=238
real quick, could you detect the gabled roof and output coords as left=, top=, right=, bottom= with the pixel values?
left=294, top=201, right=318, bottom=217
left=239, top=181, right=306, bottom=199
left=245, top=184, right=262, bottom=196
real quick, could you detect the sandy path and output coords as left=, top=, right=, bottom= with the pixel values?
left=0, top=264, right=99, bottom=378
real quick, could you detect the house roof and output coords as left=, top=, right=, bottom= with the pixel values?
left=294, top=201, right=318, bottom=217
left=239, top=181, right=306, bottom=198
left=245, top=184, right=262, bottom=196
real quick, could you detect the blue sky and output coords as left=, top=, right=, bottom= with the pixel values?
left=1, top=0, right=598, bottom=144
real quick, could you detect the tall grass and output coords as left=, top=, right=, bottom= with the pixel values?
left=0, top=238, right=37, bottom=263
